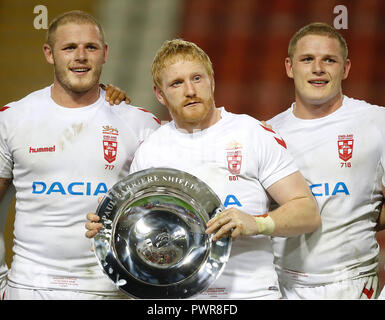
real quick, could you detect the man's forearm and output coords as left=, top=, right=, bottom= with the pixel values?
left=376, top=203, right=385, bottom=232
left=375, top=185, right=385, bottom=232
left=269, top=195, right=321, bottom=237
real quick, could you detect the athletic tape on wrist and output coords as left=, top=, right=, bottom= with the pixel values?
left=254, top=215, right=275, bottom=235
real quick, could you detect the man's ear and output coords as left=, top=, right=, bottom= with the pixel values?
left=210, top=75, right=215, bottom=93
left=153, top=85, right=166, bottom=106
left=285, top=57, right=294, bottom=79
left=342, top=58, right=351, bottom=80
left=103, top=43, right=109, bottom=64
left=43, top=43, right=54, bottom=65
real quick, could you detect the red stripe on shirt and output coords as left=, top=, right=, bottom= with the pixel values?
left=362, top=287, right=374, bottom=299
left=0, top=106, right=10, bottom=112
left=260, top=124, right=276, bottom=133
left=153, top=117, right=161, bottom=125
left=274, top=137, right=287, bottom=149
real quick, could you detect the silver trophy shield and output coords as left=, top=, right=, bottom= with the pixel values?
left=93, top=167, right=231, bottom=299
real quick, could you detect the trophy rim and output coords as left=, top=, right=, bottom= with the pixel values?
left=93, top=167, right=231, bottom=299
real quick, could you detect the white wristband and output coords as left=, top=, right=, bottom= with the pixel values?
left=254, top=215, right=275, bottom=235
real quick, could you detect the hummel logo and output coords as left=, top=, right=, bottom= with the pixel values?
left=29, top=145, right=56, bottom=153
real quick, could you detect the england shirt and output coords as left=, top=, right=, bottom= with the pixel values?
left=269, top=96, right=385, bottom=286
left=0, top=86, right=159, bottom=293
left=130, top=107, right=298, bottom=299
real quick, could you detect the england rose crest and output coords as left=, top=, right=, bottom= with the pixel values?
left=226, top=141, right=242, bottom=175
left=103, top=125, right=119, bottom=163
left=337, top=134, right=354, bottom=162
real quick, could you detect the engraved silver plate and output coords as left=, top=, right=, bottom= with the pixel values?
left=93, top=167, right=231, bottom=299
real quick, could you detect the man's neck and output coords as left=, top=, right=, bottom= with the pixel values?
left=174, top=107, right=222, bottom=133
left=293, top=92, right=344, bottom=119
left=50, top=82, right=100, bottom=108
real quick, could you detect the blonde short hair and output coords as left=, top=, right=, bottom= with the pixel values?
left=46, top=10, right=105, bottom=48
left=288, top=22, right=348, bottom=61
left=152, top=39, right=214, bottom=88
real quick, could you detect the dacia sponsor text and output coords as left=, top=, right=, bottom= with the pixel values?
left=310, top=182, right=350, bottom=197
left=32, top=181, right=108, bottom=196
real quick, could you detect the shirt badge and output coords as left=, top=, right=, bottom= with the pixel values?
left=103, top=125, right=119, bottom=164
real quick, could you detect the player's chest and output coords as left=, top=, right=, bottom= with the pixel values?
left=282, top=123, right=382, bottom=178
left=164, top=133, right=254, bottom=177
left=10, top=117, right=138, bottom=173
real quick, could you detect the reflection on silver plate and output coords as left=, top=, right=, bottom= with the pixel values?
left=93, top=167, right=231, bottom=299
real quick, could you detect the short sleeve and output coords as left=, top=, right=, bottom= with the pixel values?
left=0, top=106, right=14, bottom=179
left=374, top=108, right=385, bottom=188
left=255, top=124, right=298, bottom=189
left=380, top=127, right=385, bottom=188
left=129, top=143, right=151, bottom=174
left=135, top=107, right=160, bottom=143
